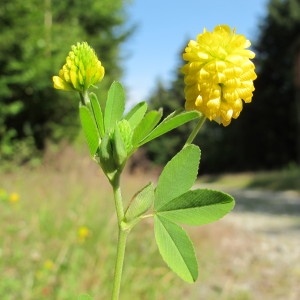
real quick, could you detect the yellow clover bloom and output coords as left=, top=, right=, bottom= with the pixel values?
left=43, top=260, right=54, bottom=271
left=181, top=25, right=257, bottom=126
left=77, top=226, right=90, bottom=243
left=9, top=192, right=20, bottom=203
left=53, top=42, right=105, bottom=93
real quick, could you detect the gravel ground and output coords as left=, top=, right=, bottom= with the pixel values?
left=217, top=188, right=300, bottom=300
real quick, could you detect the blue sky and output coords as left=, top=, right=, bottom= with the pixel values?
left=122, top=0, right=268, bottom=106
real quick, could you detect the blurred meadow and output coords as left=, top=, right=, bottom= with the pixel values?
left=1, top=0, right=300, bottom=299
left=1, top=140, right=300, bottom=300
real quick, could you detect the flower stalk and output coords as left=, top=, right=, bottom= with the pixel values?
left=184, top=115, right=207, bottom=147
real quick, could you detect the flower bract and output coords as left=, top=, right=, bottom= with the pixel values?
left=181, top=25, right=257, bottom=126
left=53, top=42, right=105, bottom=93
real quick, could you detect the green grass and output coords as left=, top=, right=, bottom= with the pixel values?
left=1, top=145, right=299, bottom=299
left=0, top=147, right=200, bottom=300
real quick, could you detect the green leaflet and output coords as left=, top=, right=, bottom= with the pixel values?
left=154, top=215, right=198, bottom=283
left=138, top=110, right=200, bottom=146
left=104, top=81, right=125, bottom=133
left=98, top=133, right=117, bottom=179
left=155, top=144, right=201, bottom=210
left=124, top=182, right=154, bottom=222
left=156, top=189, right=235, bottom=225
left=79, top=104, right=99, bottom=156
left=132, top=109, right=163, bottom=146
left=89, top=92, right=104, bottom=138
left=112, top=123, right=127, bottom=166
left=124, top=101, right=148, bottom=130
left=117, top=119, right=133, bottom=153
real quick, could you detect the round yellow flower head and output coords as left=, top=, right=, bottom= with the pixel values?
left=9, top=192, right=20, bottom=203
left=53, top=42, right=105, bottom=93
left=43, top=260, right=54, bottom=271
left=77, top=226, right=90, bottom=242
left=181, top=25, right=257, bottom=126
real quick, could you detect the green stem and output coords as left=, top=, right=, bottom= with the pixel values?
left=111, top=176, right=127, bottom=300
left=184, top=114, right=206, bottom=147
left=79, top=91, right=90, bottom=105
left=112, top=177, right=124, bottom=222
left=111, top=228, right=129, bottom=300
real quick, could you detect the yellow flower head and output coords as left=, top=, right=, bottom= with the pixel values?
left=9, top=192, right=20, bottom=203
left=181, top=25, right=257, bottom=126
left=77, top=226, right=90, bottom=242
left=43, top=259, right=54, bottom=271
left=53, top=42, right=105, bottom=93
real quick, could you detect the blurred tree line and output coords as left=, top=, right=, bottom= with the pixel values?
left=0, top=0, right=133, bottom=164
left=146, top=0, right=300, bottom=173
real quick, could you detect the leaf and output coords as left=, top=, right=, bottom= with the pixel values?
left=155, top=144, right=200, bottom=210
left=98, top=133, right=117, bottom=181
left=89, top=92, right=104, bottom=138
left=112, top=123, right=127, bottom=166
left=98, top=133, right=112, bottom=161
left=154, top=215, right=198, bottom=283
left=104, top=81, right=125, bottom=133
left=79, top=105, right=99, bottom=156
left=124, top=182, right=155, bottom=222
left=157, top=189, right=235, bottom=225
left=138, top=110, right=200, bottom=146
left=132, top=109, right=163, bottom=146
left=124, top=101, right=148, bottom=129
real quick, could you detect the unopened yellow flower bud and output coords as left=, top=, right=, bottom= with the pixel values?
left=181, top=25, right=257, bottom=126
left=53, top=42, right=105, bottom=93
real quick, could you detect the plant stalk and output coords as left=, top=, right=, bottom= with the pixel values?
left=184, top=114, right=206, bottom=147
left=111, top=228, right=129, bottom=300
left=111, top=176, right=127, bottom=300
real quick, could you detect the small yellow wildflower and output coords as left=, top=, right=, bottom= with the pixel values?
left=9, top=192, right=20, bottom=203
left=53, top=42, right=105, bottom=93
left=77, top=226, right=90, bottom=242
left=43, top=259, right=54, bottom=271
left=182, top=25, right=257, bottom=126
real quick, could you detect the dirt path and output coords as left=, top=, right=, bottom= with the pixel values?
left=198, top=185, right=300, bottom=299
left=227, top=188, right=300, bottom=262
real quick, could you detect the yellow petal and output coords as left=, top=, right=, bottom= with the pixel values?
left=52, top=76, right=74, bottom=91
